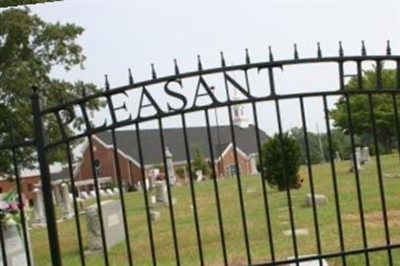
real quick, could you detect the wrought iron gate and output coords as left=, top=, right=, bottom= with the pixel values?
left=1, top=42, right=400, bottom=265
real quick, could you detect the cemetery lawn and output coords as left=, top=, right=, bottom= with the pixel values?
left=30, top=154, right=400, bottom=265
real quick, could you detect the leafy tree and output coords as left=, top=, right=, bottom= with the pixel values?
left=261, top=132, right=301, bottom=191
left=192, top=145, right=211, bottom=178
left=0, top=0, right=59, bottom=8
left=330, top=68, right=398, bottom=153
left=0, top=8, right=102, bottom=175
left=290, top=127, right=323, bottom=164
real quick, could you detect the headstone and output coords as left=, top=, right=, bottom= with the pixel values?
left=287, top=255, right=328, bottom=266
left=113, top=188, right=120, bottom=195
left=150, top=210, right=160, bottom=221
left=349, top=150, right=362, bottom=172
left=155, top=181, right=168, bottom=203
left=334, top=151, right=341, bottom=162
left=0, top=221, right=33, bottom=266
left=33, top=188, right=45, bottom=226
left=304, top=193, right=328, bottom=207
left=361, top=146, right=370, bottom=163
left=149, top=169, right=159, bottom=189
left=195, top=170, right=203, bottom=182
left=106, top=189, right=114, bottom=196
left=150, top=196, right=156, bottom=204
left=86, top=200, right=125, bottom=251
left=81, top=191, right=90, bottom=200
left=61, top=183, right=74, bottom=219
left=54, top=185, right=62, bottom=205
left=99, top=189, right=106, bottom=196
left=249, top=154, right=258, bottom=176
left=135, top=181, right=142, bottom=192
left=89, top=191, right=97, bottom=198
left=165, top=147, right=176, bottom=185
left=283, top=228, right=309, bottom=236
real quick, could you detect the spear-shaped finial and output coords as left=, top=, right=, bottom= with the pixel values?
left=361, top=40, right=367, bottom=56
left=317, top=42, right=322, bottom=58
left=197, top=55, right=203, bottom=71
left=128, top=68, right=134, bottom=85
left=174, top=58, right=180, bottom=75
left=151, top=63, right=157, bottom=79
left=220, top=51, right=226, bottom=67
left=294, top=44, right=299, bottom=60
left=339, top=41, right=344, bottom=57
left=386, top=40, right=391, bottom=55
left=268, top=46, right=274, bottom=62
left=245, top=48, right=250, bottom=64
left=105, top=75, right=110, bottom=90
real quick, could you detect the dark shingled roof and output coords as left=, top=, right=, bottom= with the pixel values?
left=96, top=125, right=268, bottom=165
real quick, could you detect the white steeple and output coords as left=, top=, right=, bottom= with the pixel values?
left=232, top=90, right=249, bottom=128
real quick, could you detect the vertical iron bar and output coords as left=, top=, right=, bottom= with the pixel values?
left=86, top=135, right=110, bottom=265
left=245, top=66, right=276, bottom=262
left=63, top=141, right=86, bottom=266
left=357, top=60, right=364, bottom=90
left=10, top=127, right=32, bottom=266
left=376, top=61, right=382, bottom=90
left=181, top=114, right=204, bottom=265
left=31, top=87, right=62, bottom=266
left=299, top=97, right=323, bottom=266
left=274, top=98, right=299, bottom=265
left=227, top=106, right=252, bottom=264
left=135, top=124, right=157, bottom=265
left=158, top=118, right=180, bottom=266
left=204, top=110, right=228, bottom=265
left=251, top=102, right=276, bottom=262
left=109, top=128, right=134, bottom=266
left=55, top=112, right=86, bottom=266
left=104, top=76, right=133, bottom=264
left=341, top=67, right=370, bottom=265
left=322, top=95, right=347, bottom=266
left=0, top=226, right=6, bottom=266
left=392, top=93, right=400, bottom=181
left=366, top=92, right=393, bottom=265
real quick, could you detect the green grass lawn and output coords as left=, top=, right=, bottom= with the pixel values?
left=29, top=154, right=400, bottom=265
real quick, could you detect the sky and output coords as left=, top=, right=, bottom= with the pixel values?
left=17, top=0, right=400, bottom=135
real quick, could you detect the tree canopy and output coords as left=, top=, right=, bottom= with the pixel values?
left=0, top=8, right=102, bottom=174
left=330, top=68, right=398, bottom=153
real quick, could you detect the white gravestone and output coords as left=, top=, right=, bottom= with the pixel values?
left=81, top=191, right=90, bottom=200
left=33, top=188, right=45, bottom=226
left=106, top=189, right=114, bottom=196
left=86, top=200, right=125, bottom=251
left=287, top=255, right=328, bottom=266
left=249, top=154, right=258, bottom=176
left=349, top=150, right=362, bottom=172
left=195, top=170, right=203, bottom=183
left=361, top=146, right=370, bottom=163
left=0, top=221, right=33, bottom=266
left=304, top=194, right=328, bottom=207
left=61, top=183, right=74, bottom=219
left=89, top=191, right=97, bottom=198
left=155, top=181, right=168, bottom=203
left=165, top=147, right=176, bottom=185
left=334, top=151, right=341, bottom=162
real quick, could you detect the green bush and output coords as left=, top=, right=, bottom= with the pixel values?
left=261, top=132, right=302, bottom=191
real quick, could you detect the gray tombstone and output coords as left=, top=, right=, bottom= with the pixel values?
left=334, top=151, right=341, bottom=162
left=89, top=191, right=97, bottom=198
left=349, top=150, right=362, bottom=172
left=361, top=146, right=370, bottom=163
left=0, top=221, right=33, bottom=266
left=81, top=191, right=90, bottom=200
left=86, top=200, right=125, bottom=251
left=165, top=147, right=176, bottom=185
left=304, top=193, right=328, bottom=207
left=155, top=181, right=168, bottom=203
left=61, top=183, right=74, bottom=219
left=33, top=188, right=45, bottom=226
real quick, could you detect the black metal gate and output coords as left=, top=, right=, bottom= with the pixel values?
left=1, top=42, right=400, bottom=265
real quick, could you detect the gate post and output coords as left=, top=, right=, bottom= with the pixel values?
left=31, top=86, right=62, bottom=266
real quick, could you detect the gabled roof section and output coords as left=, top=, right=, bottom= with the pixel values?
left=96, top=125, right=268, bottom=166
